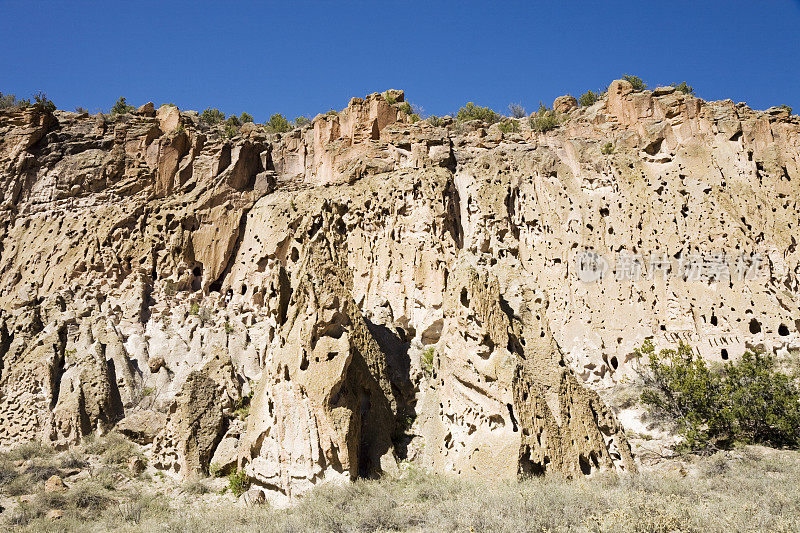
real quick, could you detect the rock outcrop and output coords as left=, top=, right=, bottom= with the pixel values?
left=0, top=83, right=798, bottom=501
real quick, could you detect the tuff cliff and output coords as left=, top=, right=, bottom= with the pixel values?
left=0, top=82, right=798, bottom=504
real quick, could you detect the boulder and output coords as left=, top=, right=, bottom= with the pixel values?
left=44, top=475, right=67, bottom=493
left=135, top=102, right=156, bottom=117
left=553, top=95, right=578, bottom=113
left=115, top=410, right=166, bottom=444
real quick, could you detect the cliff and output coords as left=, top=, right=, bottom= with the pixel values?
left=0, top=81, right=797, bottom=505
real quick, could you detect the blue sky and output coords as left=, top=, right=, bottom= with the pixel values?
left=2, top=1, right=798, bottom=120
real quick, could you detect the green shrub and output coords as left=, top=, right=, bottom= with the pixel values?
left=497, top=119, right=520, bottom=134
left=384, top=93, right=397, bottom=105
left=673, top=81, right=694, bottom=95
left=421, top=347, right=436, bottom=377
left=294, top=115, right=311, bottom=127
left=111, top=97, right=135, bottom=115
left=639, top=340, right=800, bottom=452
left=189, top=303, right=200, bottom=315
left=428, top=115, right=445, bottom=127
left=780, top=104, right=793, bottom=115
left=227, top=468, right=251, bottom=497
left=265, top=113, right=292, bottom=133
left=0, top=92, right=31, bottom=110
left=75, top=106, right=89, bottom=114
left=225, top=115, right=241, bottom=128
left=32, top=91, right=56, bottom=112
left=398, top=101, right=413, bottom=114
left=601, top=142, right=614, bottom=155
left=529, top=103, right=559, bottom=132
left=200, top=107, right=225, bottom=125
left=508, top=102, right=526, bottom=118
left=579, top=90, right=600, bottom=107
left=239, top=112, right=253, bottom=124
left=224, top=123, right=238, bottom=139
left=456, top=102, right=501, bottom=125
left=623, top=75, right=647, bottom=91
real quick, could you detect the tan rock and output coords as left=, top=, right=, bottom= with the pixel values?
left=136, top=102, right=156, bottom=117
left=44, top=475, right=67, bottom=492
left=553, top=95, right=578, bottom=113
left=156, top=103, right=181, bottom=132
left=47, top=509, right=64, bottom=520
left=128, top=456, right=146, bottom=476
left=116, top=410, right=167, bottom=444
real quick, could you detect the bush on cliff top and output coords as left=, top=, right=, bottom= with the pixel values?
left=638, top=340, right=800, bottom=452
left=265, top=113, right=292, bottom=133
left=623, top=75, right=647, bottom=91
left=456, top=102, right=501, bottom=124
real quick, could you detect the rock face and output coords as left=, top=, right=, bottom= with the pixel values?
left=0, top=83, right=798, bottom=500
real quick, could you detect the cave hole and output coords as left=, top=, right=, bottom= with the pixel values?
left=778, top=324, right=789, bottom=336
left=749, top=318, right=761, bottom=334
left=721, top=349, right=729, bottom=360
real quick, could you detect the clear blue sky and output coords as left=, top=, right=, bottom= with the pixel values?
left=2, top=1, right=798, bottom=120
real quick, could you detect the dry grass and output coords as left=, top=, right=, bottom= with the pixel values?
left=2, top=445, right=798, bottom=532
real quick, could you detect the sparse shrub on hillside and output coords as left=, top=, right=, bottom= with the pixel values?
left=780, top=104, right=793, bottom=115
left=0, top=92, right=31, bottom=110
left=200, top=107, right=225, bottom=125
left=383, top=92, right=397, bottom=105
left=623, top=75, right=647, bottom=91
left=398, top=101, right=413, bottom=114
left=508, top=102, right=526, bottom=118
left=579, top=90, right=600, bottom=107
left=529, top=103, right=559, bottom=132
left=75, top=106, right=89, bottom=114
left=427, top=115, right=445, bottom=127
left=226, top=115, right=241, bottom=128
left=601, top=142, right=614, bottom=155
left=638, top=340, right=800, bottom=452
left=265, top=113, right=292, bottom=133
left=498, top=119, right=520, bottom=134
left=111, top=97, right=135, bottom=115
left=239, top=112, right=253, bottom=124
left=456, top=102, right=501, bottom=124
left=673, top=81, right=694, bottom=95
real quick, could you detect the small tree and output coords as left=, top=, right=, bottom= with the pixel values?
left=673, top=81, right=694, bottom=95
left=265, top=113, right=292, bottom=133
left=578, top=90, right=599, bottom=107
left=111, top=97, right=135, bottom=115
left=200, top=107, right=225, bottom=125
left=294, top=115, right=311, bottom=127
left=639, top=340, right=800, bottom=452
left=239, top=112, right=253, bottom=124
left=623, top=75, right=647, bottom=91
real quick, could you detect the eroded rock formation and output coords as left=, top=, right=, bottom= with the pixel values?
left=0, top=83, right=798, bottom=502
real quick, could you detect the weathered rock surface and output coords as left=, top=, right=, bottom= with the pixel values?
left=0, top=82, right=798, bottom=500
